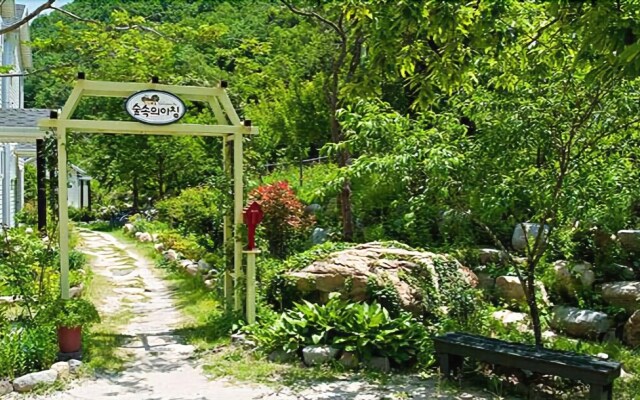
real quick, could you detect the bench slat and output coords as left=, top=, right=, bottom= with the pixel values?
left=434, top=332, right=621, bottom=385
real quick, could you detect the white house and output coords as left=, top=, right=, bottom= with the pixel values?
left=1, top=1, right=31, bottom=227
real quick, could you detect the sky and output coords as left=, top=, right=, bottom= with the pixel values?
left=19, top=0, right=73, bottom=14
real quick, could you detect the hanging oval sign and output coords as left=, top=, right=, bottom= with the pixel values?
left=125, top=90, right=186, bottom=125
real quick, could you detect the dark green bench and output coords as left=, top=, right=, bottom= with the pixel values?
left=434, top=332, right=621, bottom=400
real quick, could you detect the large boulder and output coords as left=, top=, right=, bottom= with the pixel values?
left=282, top=242, right=478, bottom=315
left=477, top=248, right=506, bottom=265
left=512, top=223, right=550, bottom=252
left=550, top=306, right=612, bottom=338
left=623, top=311, right=640, bottom=348
left=618, top=230, right=640, bottom=252
left=601, top=281, right=640, bottom=312
left=553, top=261, right=595, bottom=293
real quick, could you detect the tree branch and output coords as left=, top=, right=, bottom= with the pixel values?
left=0, top=0, right=56, bottom=36
left=50, top=5, right=99, bottom=25
left=280, top=0, right=346, bottom=42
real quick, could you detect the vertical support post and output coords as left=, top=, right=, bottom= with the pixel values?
left=244, top=250, right=259, bottom=323
left=233, top=132, right=244, bottom=312
left=223, top=135, right=233, bottom=308
left=36, top=139, right=47, bottom=232
left=87, top=180, right=92, bottom=211
left=3, top=146, right=12, bottom=226
left=57, top=128, right=70, bottom=300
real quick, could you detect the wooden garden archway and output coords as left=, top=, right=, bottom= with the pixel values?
left=38, top=76, right=257, bottom=313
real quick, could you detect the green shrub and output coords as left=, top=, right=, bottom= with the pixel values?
left=0, top=324, right=57, bottom=379
left=39, top=298, right=101, bottom=328
left=246, top=293, right=429, bottom=366
left=157, top=230, right=206, bottom=261
left=155, top=186, right=225, bottom=251
left=68, top=207, right=96, bottom=223
left=15, top=201, right=38, bottom=227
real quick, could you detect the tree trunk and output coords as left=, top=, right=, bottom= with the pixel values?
left=526, top=270, right=543, bottom=348
left=132, top=174, right=139, bottom=210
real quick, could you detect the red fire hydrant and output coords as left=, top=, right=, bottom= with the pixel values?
left=243, top=201, right=264, bottom=250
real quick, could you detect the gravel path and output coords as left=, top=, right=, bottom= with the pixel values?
left=24, top=230, right=501, bottom=400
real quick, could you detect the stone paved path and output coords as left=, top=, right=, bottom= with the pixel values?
left=24, top=230, right=501, bottom=400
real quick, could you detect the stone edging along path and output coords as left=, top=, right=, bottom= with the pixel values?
left=9, top=229, right=497, bottom=400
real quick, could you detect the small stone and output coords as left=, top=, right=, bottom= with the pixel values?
left=163, top=249, right=179, bottom=262
left=50, top=361, right=70, bottom=378
left=458, top=393, right=474, bottom=400
left=13, top=370, right=58, bottom=392
left=268, top=350, right=297, bottom=363
left=185, top=264, right=199, bottom=276
left=204, top=279, right=215, bottom=289
left=180, top=259, right=194, bottom=269
left=123, top=223, right=134, bottom=233
left=365, top=356, right=390, bottom=372
left=154, top=243, right=165, bottom=253
left=68, top=359, right=83, bottom=374
left=25, top=227, right=34, bottom=235
left=0, top=380, right=13, bottom=395
left=230, top=333, right=256, bottom=348
left=134, top=231, right=143, bottom=239
left=138, top=232, right=152, bottom=242
left=596, top=353, right=609, bottom=360
left=302, top=345, right=339, bottom=366
left=338, top=351, right=359, bottom=369
left=69, top=284, right=84, bottom=299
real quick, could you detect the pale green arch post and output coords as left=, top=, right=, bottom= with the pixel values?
left=38, top=78, right=257, bottom=313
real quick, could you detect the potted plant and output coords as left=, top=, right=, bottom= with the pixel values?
left=44, top=298, right=101, bottom=353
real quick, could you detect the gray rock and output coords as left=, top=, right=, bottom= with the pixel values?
left=601, top=281, right=640, bottom=312
left=338, top=351, right=359, bottom=369
left=550, top=306, right=612, bottom=338
left=68, top=359, right=83, bottom=375
left=197, top=259, right=212, bottom=271
left=623, top=310, right=640, bottom=348
left=204, top=279, right=215, bottom=289
left=138, top=232, right=152, bottom=242
left=302, top=345, right=339, bottom=366
left=365, top=356, right=390, bottom=372
left=311, top=227, right=328, bottom=245
left=180, top=259, right=194, bottom=269
left=154, top=243, right=165, bottom=253
left=268, top=350, right=297, bottom=364
left=12, top=370, right=58, bottom=392
left=512, top=223, right=550, bottom=252
left=553, top=261, right=595, bottom=293
left=305, top=204, right=322, bottom=214
left=618, top=230, right=640, bottom=252
left=50, top=361, right=70, bottom=379
left=123, top=223, right=135, bottom=233
left=0, top=380, right=12, bottom=396
left=478, top=248, right=506, bottom=265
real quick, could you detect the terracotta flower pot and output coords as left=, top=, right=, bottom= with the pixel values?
left=57, top=326, right=82, bottom=353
